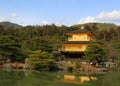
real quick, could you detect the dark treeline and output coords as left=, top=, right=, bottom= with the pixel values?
left=0, top=23, right=120, bottom=63
left=0, top=24, right=77, bottom=63
left=96, top=26, right=120, bottom=42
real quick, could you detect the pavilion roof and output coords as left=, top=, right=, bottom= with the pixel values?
left=60, top=41, right=95, bottom=44
left=66, top=27, right=93, bottom=35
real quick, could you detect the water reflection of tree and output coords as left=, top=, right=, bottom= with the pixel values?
left=0, top=70, right=25, bottom=86
left=0, top=70, right=102, bottom=86
left=18, top=70, right=58, bottom=86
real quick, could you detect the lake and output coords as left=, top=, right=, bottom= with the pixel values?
left=0, top=69, right=98, bottom=86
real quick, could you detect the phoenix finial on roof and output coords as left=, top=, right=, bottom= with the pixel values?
left=81, top=26, right=84, bottom=29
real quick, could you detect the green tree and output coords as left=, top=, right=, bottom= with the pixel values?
left=27, top=50, right=57, bottom=70
left=0, top=35, right=26, bottom=62
left=114, top=41, right=120, bottom=61
left=0, top=25, right=4, bottom=35
left=29, top=39, right=53, bottom=52
left=84, top=44, right=106, bottom=66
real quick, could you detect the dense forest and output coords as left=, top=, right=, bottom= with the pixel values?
left=0, top=22, right=120, bottom=65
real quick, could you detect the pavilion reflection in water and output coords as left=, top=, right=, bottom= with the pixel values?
left=58, top=74, right=97, bottom=84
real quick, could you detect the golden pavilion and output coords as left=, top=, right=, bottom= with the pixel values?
left=59, top=26, right=95, bottom=58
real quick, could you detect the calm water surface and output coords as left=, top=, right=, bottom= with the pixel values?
left=0, top=69, right=97, bottom=86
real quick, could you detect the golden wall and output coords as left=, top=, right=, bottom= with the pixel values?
left=61, top=44, right=88, bottom=52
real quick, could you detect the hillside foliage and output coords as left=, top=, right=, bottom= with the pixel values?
left=0, top=22, right=120, bottom=62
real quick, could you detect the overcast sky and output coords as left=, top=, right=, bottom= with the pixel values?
left=0, top=0, right=120, bottom=26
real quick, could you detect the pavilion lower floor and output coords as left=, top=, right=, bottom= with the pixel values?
left=61, top=51, right=84, bottom=59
